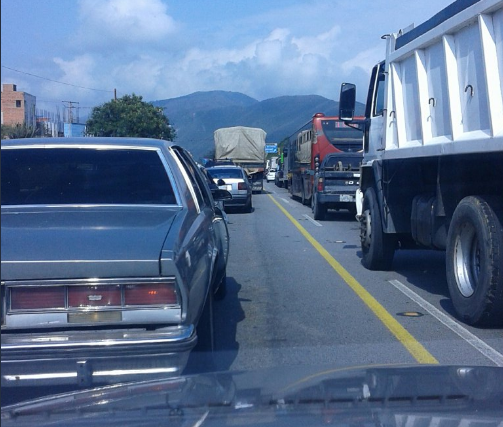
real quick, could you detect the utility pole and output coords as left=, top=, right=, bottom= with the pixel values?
left=62, top=101, right=79, bottom=123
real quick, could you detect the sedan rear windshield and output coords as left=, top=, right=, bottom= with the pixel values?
left=206, top=168, right=244, bottom=179
left=1, top=148, right=177, bottom=205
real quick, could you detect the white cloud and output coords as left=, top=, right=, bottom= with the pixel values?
left=341, top=44, right=383, bottom=76
left=112, top=55, right=163, bottom=95
left=292, top=26, right=341, bottom=59
left=77, top=0, right=178, bottom=45
left=32, top=55, right=116, bottom=112
left=129, top=25, right=347, bottom=101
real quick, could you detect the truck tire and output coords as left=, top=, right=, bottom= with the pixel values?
left=446, top=196, right=503, bottom=326
left=301, top=186, right=308, bottom=205
left=312, top=193, right=326, bottom=220
left=360, top=187, right=396, bottom=270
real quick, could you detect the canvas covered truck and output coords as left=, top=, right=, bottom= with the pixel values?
left=339, top=0, right=503, bottom=326
left=214, top=126, right=267, bottom=193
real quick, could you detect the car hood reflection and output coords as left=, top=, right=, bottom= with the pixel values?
left=2, top=364, right=502, bottom=425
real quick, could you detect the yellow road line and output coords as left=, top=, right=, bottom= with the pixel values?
left=268, top=194, right=438, bottom=365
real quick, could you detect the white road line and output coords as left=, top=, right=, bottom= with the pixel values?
left=303, top=214, right=322, bottom=227
left=280, top=198, right=291, bottom=205
left=389, top=279, right=503, bottom=366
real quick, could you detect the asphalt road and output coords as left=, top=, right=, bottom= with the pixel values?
left=210, top=181, right=503, bottom=373
left=3, top=181, right=502, bottom=407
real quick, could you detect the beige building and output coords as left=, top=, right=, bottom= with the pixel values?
left=1, top=84, right=36, bottom=128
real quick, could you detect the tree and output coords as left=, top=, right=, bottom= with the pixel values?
left=86, top=94, right=176, bottom=140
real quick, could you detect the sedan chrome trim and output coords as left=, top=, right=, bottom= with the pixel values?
left=2, top=325, right=194, bottom=350
left=168, top=147, right=201, bottom=214
left=3, top=367, right=179, bottom=382
left=2, top=259, right=156, bottom=264
left=3, top=277, right=177, bottom=286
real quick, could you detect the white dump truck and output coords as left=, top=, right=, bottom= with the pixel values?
left=339, top=0, right=503, bottom=326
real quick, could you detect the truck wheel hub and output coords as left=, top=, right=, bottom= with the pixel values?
left=453, top=222, right=480, bottom=298
left=360, top=209, right=372, bottom=249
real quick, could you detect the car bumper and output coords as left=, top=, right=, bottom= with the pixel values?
left=318, top=193, right=356, bottom=204
left=1, top=325, right=196, bottom=387
left=224, top=194, right=250, bottom=207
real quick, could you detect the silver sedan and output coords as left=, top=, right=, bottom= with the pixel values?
left=1, top=138, right=231, bottom=387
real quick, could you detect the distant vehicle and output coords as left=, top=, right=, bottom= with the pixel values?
left=311, top=152, right=363, bottom=220
left=1, top=137, right=232, bottom=387
left=214, top=126, right=267, bottom=193
left=277, top=145, right=290, bottom=189
left=206, top=165, right=253, bottom=213
left=274, top=168, right=283, bottom=187
left=266, top=156, right=279, bottom=172
left=287, top=113, right=364, bottom=206
left=199, top=164, right=229, bottom=216
left=338, top=0, right=503, bottom=326
left=265, top=168, right=276, bottom=182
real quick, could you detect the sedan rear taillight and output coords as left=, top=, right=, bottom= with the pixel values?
left=11, top=286, right=65, bottom=310
left=238, top=182, right=248, bottom=190
left=125, top=283, right=177, bottom=306
left=6, top=278, right=179, bottom=313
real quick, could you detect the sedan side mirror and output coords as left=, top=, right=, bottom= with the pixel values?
left=217, top=178, right=226, bottom=186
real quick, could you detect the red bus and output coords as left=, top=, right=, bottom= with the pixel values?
left=288, top=113, right=364, bottom=205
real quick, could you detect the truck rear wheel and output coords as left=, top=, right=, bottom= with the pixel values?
left=301, top=186, right=308, bottom=206
left=446, top=196, right=503, bottom=326
left=312, top=193, right=326, bottom=220
left=360, top=187, right=396, bottom=270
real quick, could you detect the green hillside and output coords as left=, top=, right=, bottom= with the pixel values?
left=151, top=90, right=365, bottom=160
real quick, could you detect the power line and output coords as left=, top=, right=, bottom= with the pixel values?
left=1, top=65, right=114, bottom=93
left=37, top=99, right=96, bottom=109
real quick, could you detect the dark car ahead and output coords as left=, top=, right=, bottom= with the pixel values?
left=1, top=138, right=231, bottom=388
left=311, top=152, right=362, bottom=220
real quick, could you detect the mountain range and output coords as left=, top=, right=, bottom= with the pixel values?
left=151, top=91, right=365, bottom=160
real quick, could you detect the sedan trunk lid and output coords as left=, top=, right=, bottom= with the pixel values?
left=1, top=206, right=181, bottom=280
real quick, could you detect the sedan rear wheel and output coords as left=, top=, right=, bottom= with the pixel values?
left=196, top=291, right=215, bottom=353
left=244, top=197, right=252, bottom=213
left=215, top=272, right=227, bottom=300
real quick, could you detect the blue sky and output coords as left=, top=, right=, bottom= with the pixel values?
left=1, top=0, right=454, bottom=116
